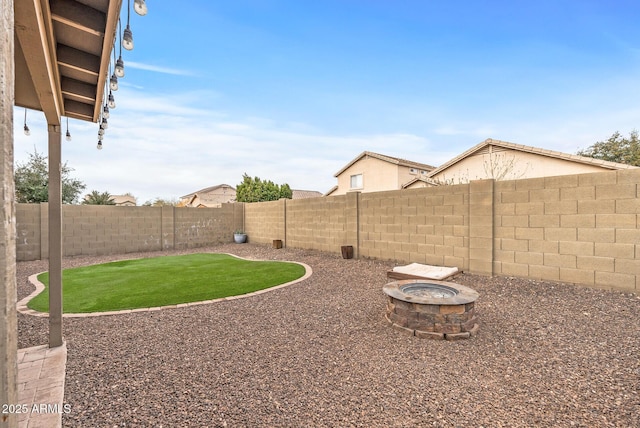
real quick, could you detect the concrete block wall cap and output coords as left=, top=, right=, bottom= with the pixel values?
left=383, top=279, right=479, bottom=305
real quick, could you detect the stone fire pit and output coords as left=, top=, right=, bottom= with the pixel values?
left=383, top=279, right=479, bottom=340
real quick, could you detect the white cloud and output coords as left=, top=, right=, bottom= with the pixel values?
left=126, top=61, right=196, bottom=76
left=12, top=60, right=640, bottom=206
left=14, top=91, right=435, bottom=204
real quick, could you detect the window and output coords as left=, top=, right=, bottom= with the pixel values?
left=409, top=168, right=417, bottom=174
left=350, top=174, right=363, bottom=189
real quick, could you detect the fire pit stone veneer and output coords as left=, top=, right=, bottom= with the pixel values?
left=383, top=279, right=480, bottom=340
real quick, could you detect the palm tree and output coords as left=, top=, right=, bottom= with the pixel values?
left=82, top=190, right=116, bottom=205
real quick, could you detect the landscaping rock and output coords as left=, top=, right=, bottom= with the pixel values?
left=16, top=244, right=640, bottom=427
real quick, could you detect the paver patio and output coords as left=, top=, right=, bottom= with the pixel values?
left=17, top=343, right=66, bottom=428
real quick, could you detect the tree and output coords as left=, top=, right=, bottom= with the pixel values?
left=436, top=152, right=530, bottom=185
left=15, top=148, right=86, bottom=204
left=482, top=152, right=529, bottom=181
left=235, top=173, right=293, bottom=202
left=83, top=190, right=115, bottom=205
left=577, top=130, right=640, bottom=166
left=142, top=197, right=179, bottom=206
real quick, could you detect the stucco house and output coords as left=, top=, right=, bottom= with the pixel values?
left=111, top=195, right=137, bottom=206
left=180, top=184, right=237, bottom=207
left=181, top=184, right=322, bottom=207
left=326, top=151, right=435, bottom=196
left=331, top=140, right=637, bottom=195
left=427, top=138, right=638, bottom=184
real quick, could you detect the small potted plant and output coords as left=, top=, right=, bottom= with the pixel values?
left=234, top=230, right=247, bottom=243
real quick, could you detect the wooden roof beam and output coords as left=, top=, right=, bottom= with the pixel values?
left=50, top=0, right=106, bottom=37
left=64, top=99, right=95, bottom=120
left=57, top=44, right=101, bottom=75
left=61, top=77, right=97, bottom=103
left=14, top=0, right=62, bottom=125
left=93, top=0, right=123, bottom=122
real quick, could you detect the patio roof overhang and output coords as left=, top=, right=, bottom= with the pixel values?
left=14, top=0, right=123, bottom=125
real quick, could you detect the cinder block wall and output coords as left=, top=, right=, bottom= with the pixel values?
left=63, top=205, right=163, bottom=257
left=285, top=195, right=352, bottom=253
left=243, top=168, right=638, bottom=291
left=174, top=204, right=236, bottom=249
left=15, top=168, right=639, bottom=291
left=244, top=199, right=286, bottom=245
left=16, top=204, right=41, bottom=260
left=359, top=186, right=469, bottom=268
left=493, top=168, right=640, bottom=291
left=16, top=203, right=240, bottom=260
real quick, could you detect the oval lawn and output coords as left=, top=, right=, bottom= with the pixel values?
left=28, top=253, right=307, bottom=313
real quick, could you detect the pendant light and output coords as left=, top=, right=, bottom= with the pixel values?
left=122, top=0, right=134, bottom=50
left=108, top=91, right=116, bottom=109
left=65, top=117, right=72, bottom=141
left=115, top=19, right=125, bottom=77
left=134, top=0, right=148, bottom=16
left=23, top=109, right=30, bottom=136
left=110, top=73, right=118, bottom=91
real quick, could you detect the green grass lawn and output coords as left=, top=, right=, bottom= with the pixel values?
left=28, top=253, right=306, bottom=313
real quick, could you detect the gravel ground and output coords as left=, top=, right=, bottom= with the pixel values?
left=17, top=244, right=640, bottom=428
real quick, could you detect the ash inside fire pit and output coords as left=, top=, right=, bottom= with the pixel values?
left=383, top=279, right=479, bottom=340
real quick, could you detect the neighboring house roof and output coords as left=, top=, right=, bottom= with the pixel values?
left=181, top=194, right=223, bottom=208
left=428, top=138, right=638, bottom=178
left=402, top=177, right=441, bottom=189
left=180, top=184, right=236, bottom=208
left=324, top=185, right=339, bottom=197
left=180, top=184, right=236, bottom=199
left=111, top=195, right=137, bottom=206
left=292, top=189, right=323, bottom=199
left=334, top=151, right=436, bottom=177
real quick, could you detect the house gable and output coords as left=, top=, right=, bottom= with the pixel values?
left=331, top=151, right=435, bottom=195
left=428, top=138, right=638, bottom=183
left=180, top=184, right=236, bottom=207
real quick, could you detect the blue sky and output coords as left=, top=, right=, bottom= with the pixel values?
left=13, top=0, right=640, bottom=204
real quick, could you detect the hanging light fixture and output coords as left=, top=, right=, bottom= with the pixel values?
left=122, top=0, right=134, bottom=51
left=115, top=20, right=125, bottom=77
left=110, top=73, right=118, bottom=91
left=108, top=91, right=116, bottom=109
left=109, top=54, right=119, bottom=91
left=134, top=0, right=148, bottom=16
left=97, top=118, right=104, bottom=149
left=115, top=57, right=125, bottom=78
left=102, top=104, right=110, bottom=119
left=65, top=117, right=72, bottom=141
left=23, top=109, right=30, bottom=136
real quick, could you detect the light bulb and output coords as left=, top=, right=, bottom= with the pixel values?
left=115, top=56, right=125, bottom=78
left=108, top=92, right=116, bottom=109
left=102, top=104, right=110, bottom=119
left=97, top=141, right=103, bottom=150
left=122, top=25, right=134, bottom=50
left=134, top=0, right=148, bottom=16
left=110, top=73, right=118, bottom=91
left=101, top=118, right=108, bottom=130
left=98, top=128, right=105, bottom=137
left=65, top=130, right=72, bottom=141
left=23, top=124, right=30, bottom=136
